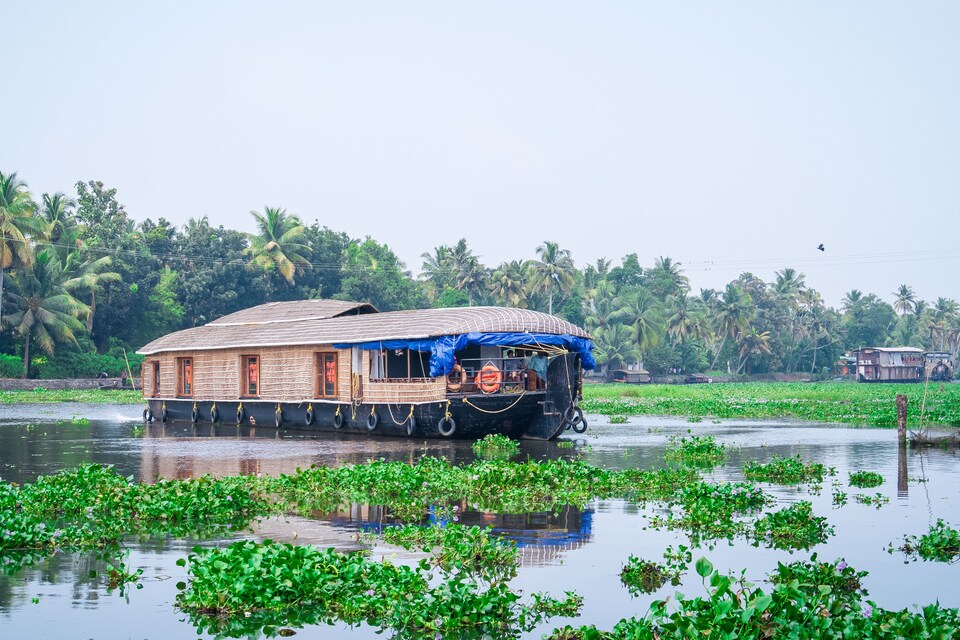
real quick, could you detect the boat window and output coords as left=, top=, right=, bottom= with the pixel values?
left=150, top=361, right=159, bottom=397
left=177, top=357, right=193, bottom=397
left=369, top=348, right=432, bottom=382
left=241, top=355, right=259, bottom=397
left=317, top=352, right=338, bottom=398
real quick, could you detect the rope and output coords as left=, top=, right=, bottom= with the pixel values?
left=444, top=400, right=452, bottom=420
left=463, top=391, right=527, bottom=414
left=918, top=375, right=931, bottom=435
left=909, top=375, right=933, bottom=439
left=386, top=403, right=415, bottom=426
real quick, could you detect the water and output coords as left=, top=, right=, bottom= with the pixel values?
left=1, top=404, right=959, bottom=639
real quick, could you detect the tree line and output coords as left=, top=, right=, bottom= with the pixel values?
left=2, top=170, right=959, bottom=379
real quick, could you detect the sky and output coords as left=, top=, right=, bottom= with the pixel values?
left=4, top=1, right=960, bottom=308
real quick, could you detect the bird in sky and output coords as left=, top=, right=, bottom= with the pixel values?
left=817, top=243, right=825, bottom=252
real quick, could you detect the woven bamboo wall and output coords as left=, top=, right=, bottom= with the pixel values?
left=149, top=346, right=353, bottom=402
left=363, top=379, right=447, bottom=403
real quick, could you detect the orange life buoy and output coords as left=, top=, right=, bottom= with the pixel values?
left=479, top=364, right=502, bottom=394
left=446, top=364, right=466, bottom=392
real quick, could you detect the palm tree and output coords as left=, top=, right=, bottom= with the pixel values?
left=1, top=171, right=43, bottom=327
left=841, top=289, right=863, bottom=312
left=448, top=239, right=486, bottom=306
left=420, top=245, right=454, bottom=300
left=489, top=260, right=529, bottom=308
left=41, top=192, right=78, bottom=245
left=582, top=258, right=611, bottom=295
left=584, top=280, right=620, bottom=332
left=63, top=251, right=122, bottom=332
left=892, top=284, right=917, bottom=316
left=711, top=283, right=753, bottom=369
left=737, top=328, right=772, bottom=374
left=3, top=250, right=89, bottom=378
left=531, top=241, right=576, bottom=315
left=593, top=324, right=640, bottom=372
left=610, top=288, right=663, bottom=351
left=929, top=297, right=959, bottom=350
left=650, top=256, right=690, bottom=297
left=773, top=268, right=806, bottom=308
left=666, top=294, right=708, bottom=345
left=245, top=207, right=310, bottom=286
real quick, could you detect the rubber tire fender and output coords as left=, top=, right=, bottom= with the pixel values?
left=366, top=411, right=379, bottom=432
left=571, top=407, right=587, bottom=434
left=191, top=406, right=199, bottom=423
left=406, top=415, right=416, bottom=437
left=210, top=406, right=219, bottom=423
left=274, top=408, right=283, bottom=429
left=161, top=406, right=169, bottom=423
left=236, top=406, right=246, bottom=425
left=143, top=408, right=153, bottom=423
left=305, top=407, right=315, bottom=426
left=438, top=416, right=456, bottom=437
left=333, top=411, right=344, bottom=429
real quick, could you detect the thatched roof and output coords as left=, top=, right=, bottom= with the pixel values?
left=137, top=302, right=590, bottom=355
left=209, top=300, right=377, bottom=326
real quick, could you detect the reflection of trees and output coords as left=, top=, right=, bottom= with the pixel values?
left=0, top=550, right=108, bottom=611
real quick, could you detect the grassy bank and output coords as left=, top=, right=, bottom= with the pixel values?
left=581, top=381, right=960, bottom=427
left=0, top=388, right=143, bottom=404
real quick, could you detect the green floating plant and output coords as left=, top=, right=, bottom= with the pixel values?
left=471, top=434, right=520, bottom=458
left=752, top=501, right=834, bottom=550
left=548, top=556, right=960, bottom=640
left=742, top=455, right=826, bottom=484
left=177, top=538, right=581, bottom=638
left=897, top=519, right=960, bottom=563
left=663, top=435, right=726, bottom=468
left=849, top=471, right=884, bottom=488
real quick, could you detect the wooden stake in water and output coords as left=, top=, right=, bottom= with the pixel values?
left=896, top=394, right=907, bottom=445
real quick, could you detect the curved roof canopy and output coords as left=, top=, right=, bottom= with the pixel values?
left=137, top=302, right=590, bottom=356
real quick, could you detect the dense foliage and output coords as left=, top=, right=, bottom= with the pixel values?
left=3, top=170, right=960, bottom=380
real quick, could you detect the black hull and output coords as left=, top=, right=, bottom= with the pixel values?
left=146, top=393, right=567, bottom=440
left=143, top=354, right=583, bottom=441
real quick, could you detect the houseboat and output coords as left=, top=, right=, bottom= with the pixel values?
left=136, top=300, right=595, bottom=440
left=855, top=347, right=924, bottom=383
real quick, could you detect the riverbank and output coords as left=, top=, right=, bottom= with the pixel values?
left=0, top=388, right=142, bottom=404
left=581, top=381, right=960, bottom=427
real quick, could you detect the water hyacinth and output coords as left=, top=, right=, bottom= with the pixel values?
left=548, top=557, right=960, bottom=640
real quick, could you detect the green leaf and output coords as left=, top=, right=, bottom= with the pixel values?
left=695, top=557, right=713, bottom=578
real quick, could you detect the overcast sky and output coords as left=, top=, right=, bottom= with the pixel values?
left=5, top=1, right=959, bottom=307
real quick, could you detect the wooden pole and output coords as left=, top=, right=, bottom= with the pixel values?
left=897, top=438, right=908, bottom=497
left=896, top=394, right=907, bottom=445
left=123, top=349, right=137, bottom=391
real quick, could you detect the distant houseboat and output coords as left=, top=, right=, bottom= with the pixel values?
left=611, top=369, right=651, bottom=384
left=136, top=300, right=595, bottom=440
left=855, top=347, right=924, bottom=383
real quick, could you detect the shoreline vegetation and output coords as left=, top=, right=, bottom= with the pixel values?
left=0, top=388, right=142, bottom=404
left=2, top=381, right=959, bottom=428
left=582, top=382, right=960, bottom=427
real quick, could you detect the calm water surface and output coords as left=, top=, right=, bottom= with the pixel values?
left=1, top=403, right=958, bottom=639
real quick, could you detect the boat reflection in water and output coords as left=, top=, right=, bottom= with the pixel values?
left=137, top=423, right=593, bottom=566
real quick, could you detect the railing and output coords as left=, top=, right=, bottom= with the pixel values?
left=447, top=357, right=544, bottom=395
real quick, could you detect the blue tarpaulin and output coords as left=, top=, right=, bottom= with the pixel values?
left=333, top=332, right=595, bottom=377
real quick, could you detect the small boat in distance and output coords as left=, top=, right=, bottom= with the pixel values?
left=136, top=300, right=595, bottom=439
